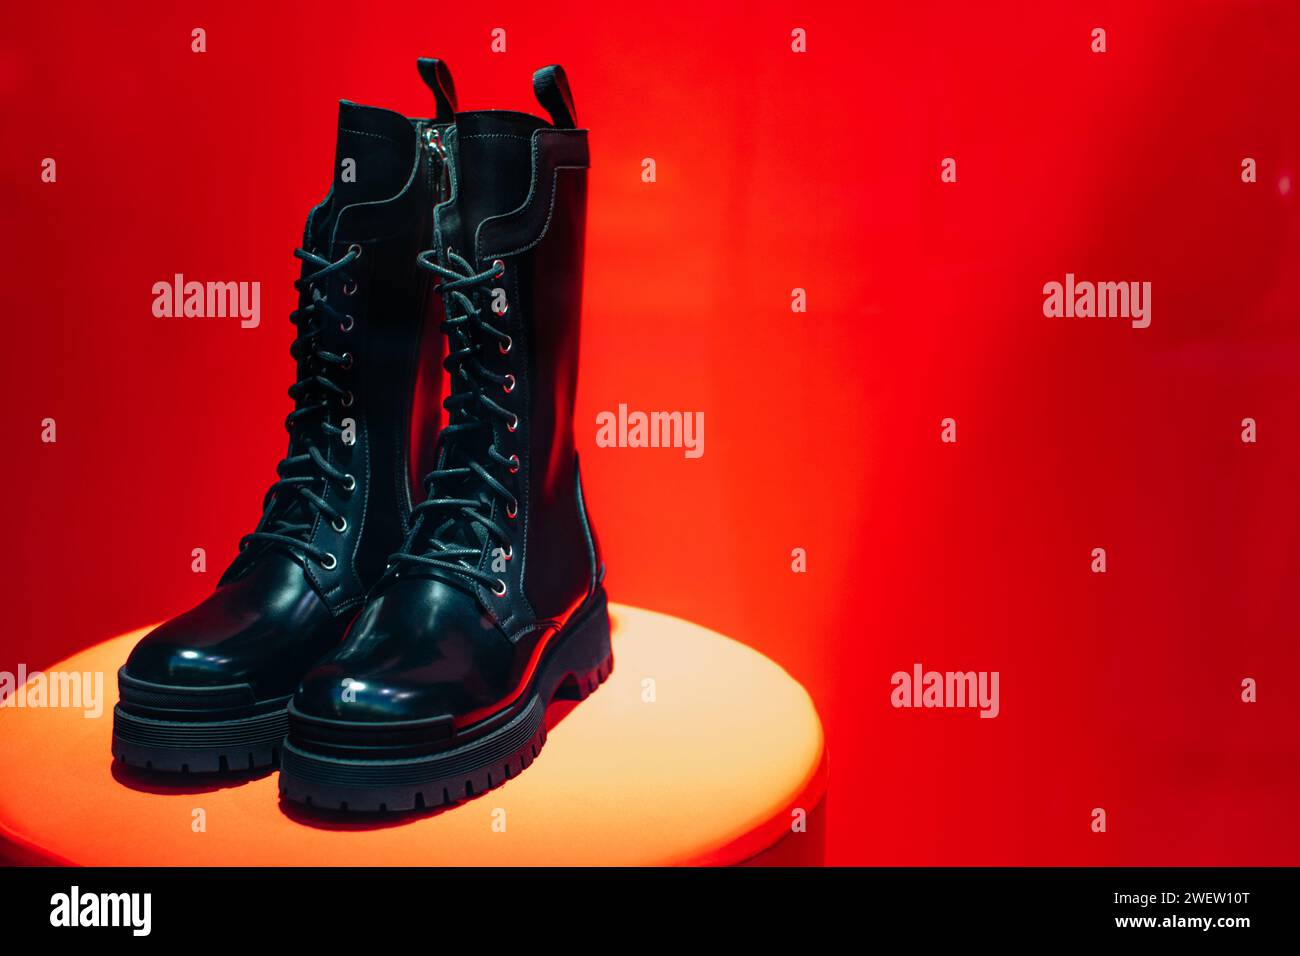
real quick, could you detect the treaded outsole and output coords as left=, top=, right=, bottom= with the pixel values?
left=111, top=703, right=289, bottom=774
left=279, top=594, right=613, bottom=813
left=279, top=654, right=611, bottom=813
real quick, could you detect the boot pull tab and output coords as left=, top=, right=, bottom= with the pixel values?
left=417, top=57, right=458, bottom=122
left=533, top=65, right=577, bottom=129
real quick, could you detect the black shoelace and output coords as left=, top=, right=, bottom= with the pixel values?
left=386, top=249, right=518, bottom=595
left=238, top=246, right=361, bottom=570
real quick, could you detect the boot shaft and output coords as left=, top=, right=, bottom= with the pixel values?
left=423, top=66, right=601, bottom=628
left=233, top=62, right=461, bottom=609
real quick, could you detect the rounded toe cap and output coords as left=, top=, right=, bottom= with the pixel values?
left=293, top=663, right=461, bottom=723
left=122, top=623, right=242, bottom=689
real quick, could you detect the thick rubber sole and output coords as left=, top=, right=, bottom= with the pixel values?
left=112, top=677, right=290, bottom=774
left=278, top=591, right=613, bottom=813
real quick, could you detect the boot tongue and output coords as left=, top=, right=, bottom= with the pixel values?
left=312, top=102, right=416, bottom=248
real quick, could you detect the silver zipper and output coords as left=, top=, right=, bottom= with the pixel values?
left=423, top=125, right=450, bottom=203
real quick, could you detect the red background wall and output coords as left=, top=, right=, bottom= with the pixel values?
left=2, top=1, right=1298, bottom=864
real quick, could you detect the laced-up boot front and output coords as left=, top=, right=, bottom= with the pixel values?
left=112, top=60, right=460, bottom=773
left=281, top=66, right=611, bottom=811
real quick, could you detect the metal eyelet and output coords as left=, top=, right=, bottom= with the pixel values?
left=341, top=391, right=354, bottom=407
left=503, top=545, right=513, bottom=560
left=491, top=578, right=508, bottom=597
left=341, top=352, right=354, bottom=370
left=506, top=499, right=518, bottom=519
left=342, top=280, right=357, bottom=296
left=507, top=414, right=519, bottom=433
left=347, top=243, right=363, bottom=259
left=503, top=374, right=516, bottom=394
left=492, top=259, right=506, bottom=279
left=499, top=335, right=512, bottom=354
left=508, top=454, right=520, bottom=474
left=319, top=553, right=337, bottom=570
left=331, top=516, right=348, bottom=533
left=340, top=314, right=355, bottom=332
left=342, top=474, right=356, bottom=492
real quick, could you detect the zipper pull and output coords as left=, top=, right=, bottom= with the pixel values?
left=423, top=125, right=446, bottom=159
left=423, top=126, right=451, bottom=205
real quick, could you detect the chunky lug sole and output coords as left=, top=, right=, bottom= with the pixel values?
left=279, top=590, right=613, bottom=812
left=112, top=670, right=289, bottom=773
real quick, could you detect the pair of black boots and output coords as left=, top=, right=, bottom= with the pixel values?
left=112, top=60, right=611, bottom=813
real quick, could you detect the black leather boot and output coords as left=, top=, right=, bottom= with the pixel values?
left=112, top=60, right=460, bottom=773
left=280, top=66, right=612, bottom=812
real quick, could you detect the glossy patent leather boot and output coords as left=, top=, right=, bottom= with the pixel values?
left=281, top=65, right=611, bottom=811
left=112, top=60, right=460, bottom=773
